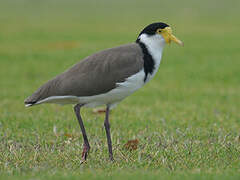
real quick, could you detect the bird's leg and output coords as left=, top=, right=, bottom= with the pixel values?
left=74, top=104, right=90, bottom=163
left=104, top=105, right=114, bottom=161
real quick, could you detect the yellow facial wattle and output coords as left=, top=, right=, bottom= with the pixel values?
left=157, top=27, right=184, bottom=46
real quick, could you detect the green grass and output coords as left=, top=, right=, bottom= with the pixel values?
left=1, top=0, right=240, bottom=179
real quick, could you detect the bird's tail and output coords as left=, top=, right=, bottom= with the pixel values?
left=24, top=78, right=56, bottom=107
left=24, top=95, right=38, bottom=107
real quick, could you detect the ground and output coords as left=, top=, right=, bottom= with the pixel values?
left=0, top=0, right=240, bottom=179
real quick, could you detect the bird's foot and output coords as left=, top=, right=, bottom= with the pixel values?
left=80, top=159, right=87, bottom=164
left=109, top=155, right=114, bottom=162
left=80, top=143, right=90, bottom=164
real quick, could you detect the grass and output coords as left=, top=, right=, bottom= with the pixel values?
left=0, top=0, right=240, bottom=179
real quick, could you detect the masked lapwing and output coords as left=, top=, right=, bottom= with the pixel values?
left=25, top=22, right=183, bottom=162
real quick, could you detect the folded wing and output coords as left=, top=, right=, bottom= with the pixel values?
left=24, top=43, right=144, bottom=105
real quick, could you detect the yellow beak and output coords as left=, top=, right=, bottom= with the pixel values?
left=161, top=27, right=184, bottom=46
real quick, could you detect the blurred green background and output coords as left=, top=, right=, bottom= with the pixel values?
left=0, top=0, right=240, bottom=179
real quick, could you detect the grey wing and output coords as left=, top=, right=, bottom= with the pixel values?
left=58, top=43, right=144, bottom=96
left=24, top=43, right=144, bottom=104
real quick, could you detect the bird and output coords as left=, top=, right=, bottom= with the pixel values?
left=24, top=22, right=183, bottom=162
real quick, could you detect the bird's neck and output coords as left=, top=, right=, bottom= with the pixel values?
left=138, top=34, right=165, bottom=61
left=136, top=34, right=165, bottom=82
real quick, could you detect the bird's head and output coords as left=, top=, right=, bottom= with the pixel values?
left=136, top=22, right=183, bottom=47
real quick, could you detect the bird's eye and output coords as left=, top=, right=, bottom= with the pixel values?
left=157, top=29, right=162, bottom=33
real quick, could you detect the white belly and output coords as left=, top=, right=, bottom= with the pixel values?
left=35, top=70, right=146, bottom=108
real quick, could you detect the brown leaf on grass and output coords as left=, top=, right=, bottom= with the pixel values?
left=92, top=107, right=106, bottom=114
left=124, top=139, right=139, bottom=151
left=64, top=133, right=73, bottom=138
